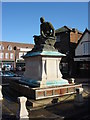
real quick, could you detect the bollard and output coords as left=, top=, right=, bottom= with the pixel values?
left=71, top=78, right=75, bottom=84
left=69, top=78, right=75, bottom=84
left=16, top=96, right=29, bottom=119
left=0, top=85, right=3, bottom=100
left=74, top=88, right=84, bottom=106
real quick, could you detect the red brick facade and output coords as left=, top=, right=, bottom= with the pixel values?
left=0, top=41, right=34, bottom=69
left=70, top=31, right=82, bottom=43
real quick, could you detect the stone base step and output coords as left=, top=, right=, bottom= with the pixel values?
left=27, top=94, right=76, bottom=108
left=10, top=79, right=82, bottom=100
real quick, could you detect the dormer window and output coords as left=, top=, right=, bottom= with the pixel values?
left=0, top=44, right=4, bottom=50
left=8, top=45, right=12, bottom=51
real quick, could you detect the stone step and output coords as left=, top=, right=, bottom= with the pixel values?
left=10, top=79, right=82, bottom=100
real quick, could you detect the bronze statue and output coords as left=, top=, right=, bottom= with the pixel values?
left=33, top=17, right=56, bottom=46
left=40, top=17, right=55, bottom=38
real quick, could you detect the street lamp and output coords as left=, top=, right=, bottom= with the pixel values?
left=14, top=46, right=17, bottom=70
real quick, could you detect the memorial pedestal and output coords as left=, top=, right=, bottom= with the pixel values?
left=21, top=51, right=69, bottom=88
left=10, top=50, right=82, bottom=100
left=9, top=18, right=83, bottom=102
left=10, top=79, right=82, bottom=100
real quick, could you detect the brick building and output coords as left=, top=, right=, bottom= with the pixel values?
left=0, top=41, right=34, bottom=70
left=55, top=26, right=82, bottom=77
left=55, top=26, right=82, bottom=54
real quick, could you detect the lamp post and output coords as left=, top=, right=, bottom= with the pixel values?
left=14, top=46, right=17, bottom=70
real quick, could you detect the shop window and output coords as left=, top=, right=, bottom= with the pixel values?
left=80, top=63, right=90, bottom=70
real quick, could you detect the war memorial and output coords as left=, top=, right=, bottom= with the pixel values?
left=10, top=17, right=82, bottom=101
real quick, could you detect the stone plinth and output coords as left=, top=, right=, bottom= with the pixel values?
left=21, top=51, right=69, bottom=88
left=10, top=80, right=82, bottom=100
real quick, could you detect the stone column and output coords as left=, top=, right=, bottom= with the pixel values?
left=57, top=59, right=62, bottom=79
left=42, top=59, right=46, bottom=79
left=16, top=96, right=29, bottom=119
left=0, top=85, right=3, bottom=100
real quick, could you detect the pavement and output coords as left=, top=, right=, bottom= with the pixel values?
left=1, top=77, right=90, bottom=120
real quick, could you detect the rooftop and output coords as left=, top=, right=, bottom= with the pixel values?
left=55, top=26, right=83, bottom=34
left=0, top=41, right=34, bottom=48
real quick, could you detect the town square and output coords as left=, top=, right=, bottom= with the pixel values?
left=0, top=1, right=90, bottom=120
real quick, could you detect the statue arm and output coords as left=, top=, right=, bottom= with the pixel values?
left=51, top=24, right=55, bottom=36
left=40, top=24, right=46, bottom=38
left=48, top=22, right=55, bottom=37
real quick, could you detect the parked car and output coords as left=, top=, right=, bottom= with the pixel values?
left=0, top=71, right=18, bottom=77
left=2, top=65, right=11, bottom=71
left=0, top=70, right=21, bottom=84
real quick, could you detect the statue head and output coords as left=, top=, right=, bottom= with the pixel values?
left=40, top=17, right=45, bottom=23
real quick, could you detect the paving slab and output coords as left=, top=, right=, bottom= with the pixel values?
left=2, top=98, right=63, bottom=120
left=1, top=79, right=90, bottom=120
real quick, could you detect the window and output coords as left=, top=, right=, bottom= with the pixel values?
left=10, top=53, right=14, bottom=59
left=83, top=43, right=85, bottom=54
left=56, top=35, right=60, bottom=42
left=24, top=52, right=26, bottom=55
left=5, top=53, right=9, bottom=59
left=8, top=45, right=12, bottom=51
left=83, top=42, right=88, bottom=55
left=0, top=53, right=4, bottom=59
left=80, top=63, right=90, bottom=70
left=88, top=42, right=90, bottom=55
left=0, top=45, right=4, bottom=50
left=19, top=52, right=23, bottom=59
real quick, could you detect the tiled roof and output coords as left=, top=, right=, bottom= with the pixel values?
left=55, top=26, right=82, bottom=34
left=76, top=28, right=90, bottom=48
left=55, top=26, right=70, bottom=33
left=0, top=41, right=34, bottom=48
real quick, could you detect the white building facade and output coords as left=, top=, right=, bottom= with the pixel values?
left=74, top=29, right=90, bottom=77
